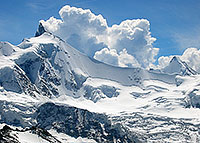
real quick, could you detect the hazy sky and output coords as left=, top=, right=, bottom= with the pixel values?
left=0, top=0, right=200, bottom=58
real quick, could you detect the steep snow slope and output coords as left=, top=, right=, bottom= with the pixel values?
left=162, top=56, right=197, bottom=75
left=1, top=32, right=176, bottom=101
left=0, top=42, right=15, bottom=56
left=1, top=31, right=200, bottom=142
left=20, top=32, right=176, bottom=86
left=0, top=31, right=199, bottom=116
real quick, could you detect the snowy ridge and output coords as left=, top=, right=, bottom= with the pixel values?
left=0, top=31, right=200, bottom=142
left=1, top=32, right=176, bottom=99
left=0, top=42, right=15, bottom=56
left=162, top=56, right=198, bottom=75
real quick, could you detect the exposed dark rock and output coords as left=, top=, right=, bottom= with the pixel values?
left=0, top=125, right=61, bottom=143
left=35, top=22, right=46, bottom=37
left=35, top=102, right=137, bottom=143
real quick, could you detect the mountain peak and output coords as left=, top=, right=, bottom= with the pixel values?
left=0, top=42, right=15, bottom=56
left=169, top=56, right=182, bottom=64
left=163, top=56, right=197, bottom=75
left=35, top=22, right=47, bottom=37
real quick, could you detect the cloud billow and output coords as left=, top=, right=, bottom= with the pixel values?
left=40, top=5, right=158, bottom=68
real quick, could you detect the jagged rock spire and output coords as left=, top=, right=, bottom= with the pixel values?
left=35, top=22, right=46, bottom=37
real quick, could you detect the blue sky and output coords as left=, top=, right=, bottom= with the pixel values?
left=0, top=0, right=200, bottom=58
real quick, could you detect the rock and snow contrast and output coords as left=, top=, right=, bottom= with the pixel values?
left=1, top=5, right=200, bottom=143
left=162, top=56, right=198, bottom=76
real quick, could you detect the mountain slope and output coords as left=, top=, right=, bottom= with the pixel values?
left=162, top=56, right=197, bottom=75
left=0, top=30, right=200, bottom=142
left=3, top=32, right=176, bottom=101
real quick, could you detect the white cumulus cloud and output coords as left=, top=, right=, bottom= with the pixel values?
left=181, top=48, right=200, bottom=72
left=94, top=48, right=119, bottom=66
left=157, top=56, right=174, bottom=69
left=40, top=5, right=158, bottom=68
left=94, top=48, right=140, bottom=67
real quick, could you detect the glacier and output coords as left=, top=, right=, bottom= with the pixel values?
left=0, top=24, right=200, bottom=142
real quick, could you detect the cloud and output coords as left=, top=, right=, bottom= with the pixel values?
left=157, top=48, right=200, bottom=72
left=40, top=5, right=158, bottom=68
left=173, top=28, right=200, bottom=50
left=27, top=1, right=55, bottom=11
left=94, top=48, right=140, bottom=67
left=94, top=48, right=119, bottom=66
left=181, top=48, right=200, bottom=72
left=118, top=49, right=141, bottom=67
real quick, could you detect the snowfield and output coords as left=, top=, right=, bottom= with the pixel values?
left=0, top=31, right=200, bottom=142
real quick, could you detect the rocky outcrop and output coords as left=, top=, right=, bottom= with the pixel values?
left=0, top=125, right=61, bottom=143
left=35, top=102, right=137, bottom=143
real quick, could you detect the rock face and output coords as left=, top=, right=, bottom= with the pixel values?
left=35, top=22, right=47, bottom=37
left=0, top=125, right=61, bottom=143
left=112, top=112, right=200, bottom=142
left=0, top=125, right=20, bottom=143
left=36, top=102, right=137, bottom=143
left=0, top=65, right=39, bottom=96
left=185, top=88, right=200, bottom=108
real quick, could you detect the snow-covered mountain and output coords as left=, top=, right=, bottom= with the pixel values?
left=162, top=56, right=198, bottom=75
left=0, top=24, right=200, bottom=142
